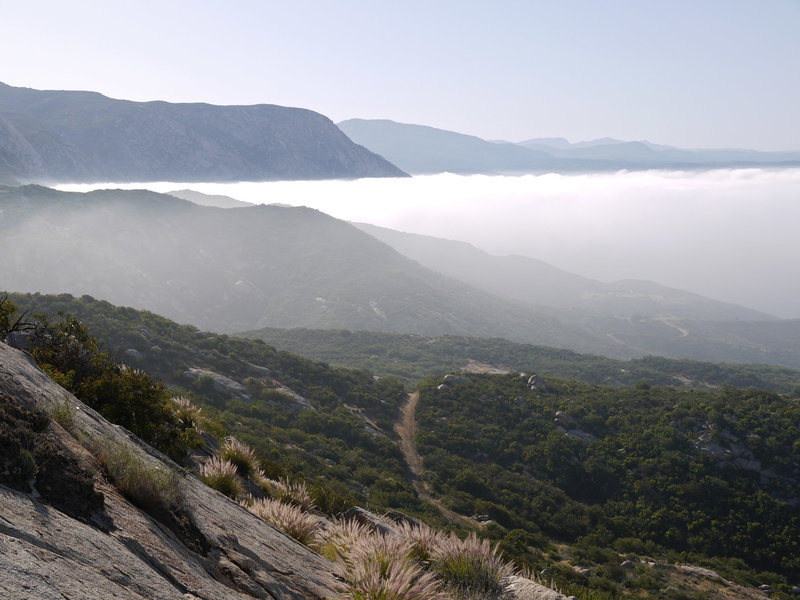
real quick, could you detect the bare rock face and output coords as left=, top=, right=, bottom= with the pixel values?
left=0, top=342, right=338, bottom=600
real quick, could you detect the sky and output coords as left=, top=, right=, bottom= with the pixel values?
left=2, top=0, right=799, bottom=150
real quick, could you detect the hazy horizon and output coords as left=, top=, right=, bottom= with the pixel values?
left=57, top=167, right=800, bottom=320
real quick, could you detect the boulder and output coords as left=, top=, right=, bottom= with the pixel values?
left=342, top=506, right=395, bottom=537
left=184, top=368, right=251, bottom=401
left=442, top=374, right=471, bottom=386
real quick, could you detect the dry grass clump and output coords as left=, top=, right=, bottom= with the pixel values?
left=316, top=518, right=522, bottom=600
left=255, top=475, right=315, bottom=511
left=394, top=521, right=446, bottom=565
left=170, top=396, right=202, bottom=430
left=220, top=436, right=260, bottom=478
left=341, top=555, right=445, bottom=600
left=315, top=517, right=372, bottom=562
left=431, top=532, right=514, bottom=599
left=199, top=456, right=243, bottom=499
left=244, top=497, right=322, bottom=546
left=333, top=529, right=445, bottom=600
left=97, top=441, right=181, bottom=510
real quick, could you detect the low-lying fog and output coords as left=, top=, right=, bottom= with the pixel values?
left=58, top=168, right=800, bottom=319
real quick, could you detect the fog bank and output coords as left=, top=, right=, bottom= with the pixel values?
left=58, top=168, right=800, bottom=318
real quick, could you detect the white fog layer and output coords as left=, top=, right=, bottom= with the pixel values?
left=58, top=168, right=800, bottom=319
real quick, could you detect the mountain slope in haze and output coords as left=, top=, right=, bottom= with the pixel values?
left=0, top=184, right=619, bottom=355
left=168, top=188, right=254, bottom=208
left=0, top=82, right=407, bottom=182
left=3, top=184, right=799, bottom=369
left=522, top=136, right=800, bottom=166
left=337, top=118, right=564, bottom=174
left=339, top=119, right=800, bottom=174
left=354, top=222, right=775, bottom=321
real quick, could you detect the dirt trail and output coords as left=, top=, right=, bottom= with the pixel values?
left=394, top=392, right=479, bottom=528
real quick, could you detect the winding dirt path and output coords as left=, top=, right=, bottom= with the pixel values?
left=394, top=392, right=478, bottom=528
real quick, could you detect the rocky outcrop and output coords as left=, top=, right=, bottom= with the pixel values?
left=0, top=82, right=406, bottom=182
left=0, top=341, right=338, bottom=599
left=500, top=576, right=573, bottom=600
left=184, top=367, right=251, bottom=401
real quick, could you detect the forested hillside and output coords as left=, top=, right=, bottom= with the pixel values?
left=4, top=292, right=798, bottom=598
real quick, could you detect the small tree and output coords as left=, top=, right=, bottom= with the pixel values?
left=0, top=295, right=32, bottom=338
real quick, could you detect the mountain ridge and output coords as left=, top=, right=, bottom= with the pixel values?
left=0, top=82, right=407, bottom=182
left=353, top=222, right=775, bottom=322
left=339, top=118, right=800, bottom=174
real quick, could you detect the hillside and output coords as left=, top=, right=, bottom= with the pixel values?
left=0, top=184, right=621, bottom=354
left=3, top=184, right=799, bottom=369
left=241, top=327, right=800, bottom=393
left=415, top=372, right=800, bottom=594
left=1, top=295, right=791, bottom=599
left=338, top=119, right=800, bottom=175
left=0, top=82, right=406, bottom=182
left=354, top=223, right=773, bottom=322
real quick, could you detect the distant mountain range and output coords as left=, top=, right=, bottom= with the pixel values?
left=3, top=184, right=800, bottom=369
left=338, top=119, right=800, bottom=175
left=0, top=82, right=406, bottom=182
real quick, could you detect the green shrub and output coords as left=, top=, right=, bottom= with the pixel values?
left=49, top=399, right=76, bottom=432
left=18, top=448, right=38, bottom=480
left=29, top=312, right=195, bottom=459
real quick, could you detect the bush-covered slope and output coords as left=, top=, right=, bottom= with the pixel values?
left=243, top=327, right=800, bottom=393
left=415, top=372, right=800, bottom=588
left=6, top=292, right=796, bottom=598
left=5, top=292, right=426, bottom=513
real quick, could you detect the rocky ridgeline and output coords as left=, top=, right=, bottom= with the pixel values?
left=0, top=82, right=406, bottom=182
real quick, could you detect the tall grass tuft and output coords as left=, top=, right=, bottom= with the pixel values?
left=340, top=556, right=445, bottom=600
left=97, top=441, right=181, bottom=510
left=431, top=532, right=514, bottom=599
left=394, top=520, right=447, bottom=565
left=244, top=497, right=321, bottom=546
left=220, top=436, right=260, bottom=478
left=49, top=398, right=77, bottom=432
left=170, top=396, right=202, bottom=431
left=315, top=517, right=372, bottom=562
left=334, top=531, right=445, bottom=600
left=199, top=456, right=243, bottom=499
left=255, top=475, right=315, bottom=511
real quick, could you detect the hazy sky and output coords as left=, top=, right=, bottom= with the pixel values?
left=3, top=1, right=799, bottom=150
